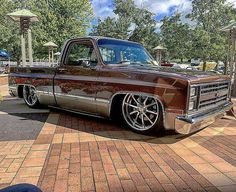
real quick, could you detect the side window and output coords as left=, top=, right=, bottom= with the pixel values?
left=65, top=41, right=97, bottom=66
left=99, top=47, right=116, bottom=64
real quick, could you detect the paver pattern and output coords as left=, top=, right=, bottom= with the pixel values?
left=0, top=84, right=236, bottom=192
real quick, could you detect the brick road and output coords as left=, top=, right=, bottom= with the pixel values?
left=1, top=84, right=236, bottom=191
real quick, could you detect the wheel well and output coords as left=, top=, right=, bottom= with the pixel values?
left=17, top=85, right=24, bottom=98
left=110, top=94, right=125, bottom=120
left=110, top=93, right=165, bottom=124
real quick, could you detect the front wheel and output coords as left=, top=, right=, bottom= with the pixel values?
left=23, top=85, right=40, bottom=108
left=121, top=94, right=163, bottom=134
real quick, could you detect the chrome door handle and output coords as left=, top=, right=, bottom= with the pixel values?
left=58, top=68, right=67, bottom=72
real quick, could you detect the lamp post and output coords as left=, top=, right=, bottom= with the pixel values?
left=221, top=21, right=236, bottom=96
left=43, top=42, right=58, bottom=66
left=153, top=45, right=167, bottom=65
left=7, top=9, right=38, bottom=67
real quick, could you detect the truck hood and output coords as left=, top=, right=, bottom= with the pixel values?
left=120, top=65, right=229, bottom=83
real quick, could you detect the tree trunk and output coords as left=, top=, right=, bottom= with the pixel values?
left=215, top=60, right=219, bottom=71
left=203, top=60, right=207, bottom=71
left=17, top=59, right=20, bottom=66
left=16, top=55, right=21, bottom=66
left=224, top=57, right=228, bottom=75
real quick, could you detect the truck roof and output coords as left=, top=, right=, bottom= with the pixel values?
left=69, top=36, right=141, bottom=45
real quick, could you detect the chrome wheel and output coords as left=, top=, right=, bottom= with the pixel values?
left=23, top=85, right=38, bottom=107
left=122, top=94, right=160, bottom=131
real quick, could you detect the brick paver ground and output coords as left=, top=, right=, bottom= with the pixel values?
left=1, top=84, right=236, bottom=192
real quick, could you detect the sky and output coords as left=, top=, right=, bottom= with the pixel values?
left=90, top=0, right=236, bottom=31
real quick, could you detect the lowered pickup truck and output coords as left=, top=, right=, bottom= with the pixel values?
left=9, top=36, right=233, bottom=134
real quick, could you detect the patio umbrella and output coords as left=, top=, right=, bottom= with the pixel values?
left=0, top=50, right=10, bottom=59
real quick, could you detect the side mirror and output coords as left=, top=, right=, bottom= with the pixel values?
left=81, top=60, right=91, bottom=68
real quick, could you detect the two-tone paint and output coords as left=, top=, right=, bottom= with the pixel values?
left=8, top=36, right=233, bottom=134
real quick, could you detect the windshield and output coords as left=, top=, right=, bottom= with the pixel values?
left=97, top=39, right=156, bottom=65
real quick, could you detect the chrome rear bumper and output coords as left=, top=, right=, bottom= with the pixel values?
left=175, top=102, right=233, bottom=134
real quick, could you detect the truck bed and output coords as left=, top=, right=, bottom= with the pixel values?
left=9, top=66, right=57, bottom=105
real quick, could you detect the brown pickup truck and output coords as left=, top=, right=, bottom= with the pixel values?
left=8, top=36, right=233, bottom=134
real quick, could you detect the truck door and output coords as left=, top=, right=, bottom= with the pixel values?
left=54, top=39, right=99, bottom=114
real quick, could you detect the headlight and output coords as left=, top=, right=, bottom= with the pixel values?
left=190, top=87, right=196, bottom=97
left=189, top=101, right=195, bottom=111
left=188, top=86, right=198, bottom=112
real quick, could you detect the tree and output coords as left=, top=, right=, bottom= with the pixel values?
left=187, top=0, right=236, bottom=70
left=0, top=0, right=22, bottom=63
left=0, top=0, right=93, bottom=62
left=27, top=0, right=93, bottom=58
left=91, top=0, right=160, bottom=56
left=160, top=13, right=192, bottom=61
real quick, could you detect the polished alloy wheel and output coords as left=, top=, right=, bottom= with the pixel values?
left=23, top=85, right=38, bottom=107
left=122, top=94, right=160, bottom=131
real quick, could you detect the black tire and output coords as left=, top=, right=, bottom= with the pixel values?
left=23, top=85, right=40, bottom=108
left=121, top=93, right=163, bottom=134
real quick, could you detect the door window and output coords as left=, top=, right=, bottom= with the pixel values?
left=99, top=47, right=116, bottom=64
left=65, top=41, right=97, bottom=66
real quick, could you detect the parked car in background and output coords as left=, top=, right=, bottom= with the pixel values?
left=8, top=37, right=233, bottom=135
left=191, top=58, right=201, bottom=66
left=186, top=66, right=197, bottom=71
left=160, top=60, right=174, bottom=67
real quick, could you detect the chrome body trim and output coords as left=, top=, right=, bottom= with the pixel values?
left=96, top=98, right=110, bottom=117
left=54, top=92, right=97, bottom=114
left=36, top=90, right=55, bottom=105
left=175, top=101, right=233, bottom=134
left=49, top=105, right=106, bottom=119
left=54, top=92, right=95, bottom=101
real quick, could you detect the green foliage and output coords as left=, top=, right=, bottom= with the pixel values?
left=0, top=0, right=22, bottom=62
left=0, top=0, right=93, bottom=61
left=91, top=0, right=160, bottom=56
left=188, top=0, right=236, bottom=32
left=187, top=0, right=236, bottom=63
left=160, top=13, right=192, bottom=60
left=1, top=0, right=236, bottom=65
left=27, top=0, right=93, bottom=58
left=158, top=0, right=236, bottom=66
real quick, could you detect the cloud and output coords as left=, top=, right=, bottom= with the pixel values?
left=91, top=0, right=192, bottom=19
left=89, top=0, right=236, bottom=34
left=90, top=0, right=116, bottom=19
left=90, top=0, right=193, bottom=31
left=227, top=0, right=236, bottom=7
left=133, top=0, right=192, bottom=15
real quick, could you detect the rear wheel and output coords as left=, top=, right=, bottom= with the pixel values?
left=23, top=85, right=40, bottom=108
left=121, top=94, right=163, bottom=133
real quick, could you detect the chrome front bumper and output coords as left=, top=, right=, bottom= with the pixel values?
left=175, top=102, right=233, bottom=134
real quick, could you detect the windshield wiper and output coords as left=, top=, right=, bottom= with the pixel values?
left=130, top=62, right=153, bottom=66
left=117, top=60, right=131, bottom=64
left=116, top=61, right=154, bottom=66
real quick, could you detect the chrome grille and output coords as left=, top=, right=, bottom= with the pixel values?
left=198, top=81, right=230, bottom=110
